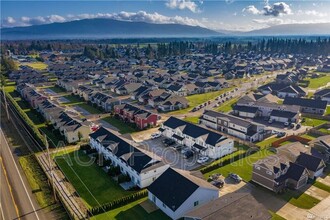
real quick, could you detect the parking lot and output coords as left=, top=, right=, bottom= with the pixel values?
left=137, top=136, right=205, bottom=170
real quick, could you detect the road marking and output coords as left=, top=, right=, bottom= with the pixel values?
left=0, top=202, right=5, bottom=220
left=0, top=157, right=20, bottom=219
left=0, top=129, right=40, bottom=220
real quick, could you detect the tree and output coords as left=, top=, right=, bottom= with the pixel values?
left=1, top=56, right=17, bottom=76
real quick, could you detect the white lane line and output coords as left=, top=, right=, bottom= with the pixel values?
left=0, top=129, right=40, bottom=220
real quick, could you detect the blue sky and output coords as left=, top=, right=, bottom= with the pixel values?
left=1, top=1, right=330, bottom=31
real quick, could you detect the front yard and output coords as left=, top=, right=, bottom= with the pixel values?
left=54, top=150, right=137, bottom=208
left=301, top=117, right=328, bottom=127
left=277, top=190, right=320, bottom=209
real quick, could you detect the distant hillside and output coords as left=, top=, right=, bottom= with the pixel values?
left=246, top=23, right=330, bottom=36
left=1, top=18, right=220, bottom=40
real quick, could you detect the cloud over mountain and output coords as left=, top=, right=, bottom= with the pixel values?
left=243, top=1, right=292, bottom=17
left=165, top=0, right=200, bottom=13
left=1, top=11, right=204, bottom=28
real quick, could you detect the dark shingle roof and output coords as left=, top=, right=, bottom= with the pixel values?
left=283, top=97, right=327, bottom=110
left=148, top=168, right=209, bottom=212
left=270, top=109, right=298, bottom=118
left=296, top=152, right=323, bottom=172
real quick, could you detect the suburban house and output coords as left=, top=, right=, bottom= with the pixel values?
left=90, top=92, right=121, bottom=112
left=89, top=127, right=169, bottom=188
left=309, top=135, right=330, bottom=162
left=258, top=83, right=306, bottom=98
left=252, top=142, right=326, bottom=192
left=199, top=110, right=265, bottom=142
left=314, top=88, right=330, bottom=104
left=283, top=97, right=328, bottom=115
left=269, top=109, right=300, bottom=123
left=183, top=193, right=271, bottom=220
left=114, top=103, right=159, bottom=129
left=160, top=117, right=234, bottom=159
left=147, top=168, right=218, bottom=220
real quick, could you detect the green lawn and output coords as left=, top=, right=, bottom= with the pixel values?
left=306, top=75, right=330, bottom=89
left=39, top=125, right=66, bottom=147
left=25, top=62, right=48, bottom=70
left=16, top=99, right=30, bottom=110
left=183, top=116, right=200, bottom=124
left=313, top=181, right=330, bottom=193
left=279, top=140, right=294, bottom=146
left=319, top=128, right=330, bottom=135
left=102, top=117, right=137, bottom=134
left=55, top=150, right=137, bottom=208
left=204, top=149, right=273, bottom=182
left=302, top=117, right=328, bottom=127
left=77, top=103, right=103, bottom=114
left=256, top=137, right=280, bottom=149
left=326, top=106, right=330, bottom=116
left=269, top=211, right=286, bottom=220
left=277, top=191, right=320, bottom=209
left=171, top=88, right=233, bottom=114
left=62, top=95, right=82, bottom=104
left=215, top=97, right=239, bottom=113
left=91, top=198, right=170, bottom=220
left=47, top=86, right=67, bottom=93
left=300, top=133, right=320, bottom=140
left=25, top=109, right=46, bottom=126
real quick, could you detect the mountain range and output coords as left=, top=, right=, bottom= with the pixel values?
left=1, top=18, right=330, bottom=40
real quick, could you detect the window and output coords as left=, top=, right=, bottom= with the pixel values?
left=152, top=195, right=156, bottom=203
left=162, top=203, right=167, bottom=208
left=194, top=201, right=199, bottom=207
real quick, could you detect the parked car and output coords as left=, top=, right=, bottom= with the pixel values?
left=191, top=107, right=199, bottom=112
left=208, top=173, right=222, bottom=181
left=271, top=130, right=278, bottom=134
left=284, top=122, right=290, bottom=127
left=211, top=180, right=224, bottom=188
left=151, top=132, right=161, bottom=139
left=276, top=132, right=286, bottom=138
left=268, top=119, right=273, bottom=124
left=181, top=147, right=190, bottom=154
left=172, top=145, right=184, bottom=151
left=184, top=150, right=194, bottom=159
left=163, top=138, right=175, bottom=147
left=229, top=173, right=242, bottom=183
left=289, top=123, right=295, bottom=129
left=197, top=156, right=209, bottom=164
left=295, top=123, right=301, bottom=129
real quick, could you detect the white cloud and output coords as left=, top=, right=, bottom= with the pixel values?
left=253, top=17, right=330, bottom=27
left=242, top=5, right=261, bottom=15
left=243, top=1, right=292, bottom=17
left=1, top=11, right=204, bottom=28
left=297, top=10, right=328, bottom=18
left=165, top=0, right=200, bottom=13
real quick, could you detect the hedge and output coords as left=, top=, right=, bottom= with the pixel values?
left=5, top=92, right=46, bottom=148
left=200, top=149, right=259, bottom=174
left=89, top=189, right=148, bottom=215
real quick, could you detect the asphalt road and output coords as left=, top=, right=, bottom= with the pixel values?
left=0, top=128, right=46, bottom=220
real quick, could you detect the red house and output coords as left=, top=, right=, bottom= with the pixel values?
left=114, top=103, right=158, bottom=130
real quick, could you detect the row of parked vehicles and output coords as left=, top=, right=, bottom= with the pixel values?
left=267, top=118, right=302, bottom=130
left=207, top=172, right=242, bottom=188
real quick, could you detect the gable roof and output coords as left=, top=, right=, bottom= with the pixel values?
left=283, top=97, right=327, bottom=110
left=163, top=116, right=227, bottom=146
left=296, top=152, right=324, bottom=172
left=147, top=168, right=217, bottom=212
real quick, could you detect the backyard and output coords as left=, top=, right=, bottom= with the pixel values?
left=54, top=150, right=137, bottom=208
left=305, top=75, right=330, bottom=89
left=102, top=116, right=137, bottom=134
left=203, top=149, right=274, bottom=181
left=301, top=117, right=328, bottom=127
left=76, top=103, right=103, bottom=114
left=256, top=137, right=280, bottom=149
left=24, top=61, right=48, bottom=70
left=91, top=198, right=169, bottom=220
left=47, top=86, right=67, bottom=94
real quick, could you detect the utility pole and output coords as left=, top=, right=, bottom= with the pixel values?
left=2, top=86, right=10, bottom=121
left=45, top=134, right=57, bottom=201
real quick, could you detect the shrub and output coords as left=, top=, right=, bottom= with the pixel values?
left=117, top=174, right=131, bottom=184
left=108, top=166, right=121, bottom=177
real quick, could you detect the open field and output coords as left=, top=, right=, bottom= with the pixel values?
left=171, top=88, right=233, bottom=114
left=102, top=116, right=137, bottom=134
left=305, top=75, right=330, bottom=89
left=204, top=149, right=273, bottom=181
left=91, top=198, right=169, bottom=220
left=24, top=62, right=48, bottom=70
left=54, top=150, right=137, bottom=208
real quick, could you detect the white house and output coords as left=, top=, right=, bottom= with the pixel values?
left=147, top=168, right=219, bottom=220
left=89, top=127, right=169, bottom=188
left=160, top=117, right=234, bottom=159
